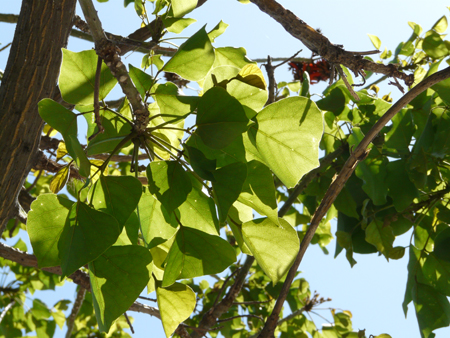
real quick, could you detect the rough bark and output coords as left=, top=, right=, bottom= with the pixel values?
left=0, top=0, right=77, bottom=233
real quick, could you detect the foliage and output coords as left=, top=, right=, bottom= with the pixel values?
left=2, top=1, right=450, bottom=338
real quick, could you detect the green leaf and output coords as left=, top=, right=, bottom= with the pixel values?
left=367, top=34, right=381, bottom=49
left=386, top=160, right=419, bottom=212
left=171, top=0, right=197, bottom=18
left=334, top=186, right=359, bottom=219
left=27, top=194, right=74, bottom=268
left=59, top=49, right=117, bottom=105
left=227, top=77, right=268, bottom=113
left=184, top=145, right=216, bottom=181
left=238, top=160, right=278, bottom=224
left=90, top=175, right=142, bottom=225
left=35, top=319, right=56, bottom=338
left=38, top=99, right=91, bottom=177
left=146, top=161, right=192, bottom=214
left=212, top=162, right=247, bottom=222
left=214, top=47, right=255, bottom=68
left=58, top=202, right=121, bottom=277
left=365, top=220, right=394, bottom=258
left=242, top=218, right=299, bottom=284
left=255, top=96, right=323, bottom=188
left=129, top=64, right=154, bottom=98
left=50, top=166, right=70, bottom=194
left=85, top=109, right=132, bottom=156
left=186, top=132, right=247, bottom=168
left=434, top=227, right=450, bottom=262
left=413, top=282, right=450, bottom=338
left=196, top=87, right=249, bottom=149
left=155, top=82, right=200, bottom=118
left=156, top=282, right=196, bottom=338
left=237, top=64, right=267, bottom=90
left=208, top=20, right=229, bottom=42
left=177, top=182, right=219, bottom=235
left=423, top=31, right=449, bottom=59
left=164, top=26, right=215, bottom=81
left=432, top=15, right=448, bottom=33
left=138, top=189, right=178, bottom=249
left=89, top=245, right=153, bottom=332
left=350, top=128, right=388, bottom=205
left=162, top=227, right=236, bottom=287
left=228, top=201, right=253, bottom=255
left=163, top=17, right=196, bottom=34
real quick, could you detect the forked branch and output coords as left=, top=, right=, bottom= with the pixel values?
left=249, top=0, right=414, bottom=87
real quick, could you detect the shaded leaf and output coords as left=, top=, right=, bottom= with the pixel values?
left=162, top=227, right=236, bottom=287
left=90, top=175, right=142, bottom=226
left=196, top=87, right=248, bottom=149
left=147, top=161, right=192, bottom=214
left=212, top=161, right=247, bottom=222
left=89, top=245, right=153, bottom=332
left=58, top=202, right=121, bottom=277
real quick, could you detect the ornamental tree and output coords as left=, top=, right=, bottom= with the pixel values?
left=1, top=1, right=450, bottom=338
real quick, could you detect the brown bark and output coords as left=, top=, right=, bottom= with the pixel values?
left=0, top=0, right=77, bottom=233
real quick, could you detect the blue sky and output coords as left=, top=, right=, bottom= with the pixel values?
left=1, top=1, right=450, bottom=337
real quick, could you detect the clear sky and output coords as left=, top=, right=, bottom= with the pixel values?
left=1, top=1, right=450, bottom=337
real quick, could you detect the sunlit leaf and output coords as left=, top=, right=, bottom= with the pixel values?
left=156, top=282, right=196, bottom=338
left=255, top=97, right=323, bottom=188
left=164, top=26, right=215, bottom=81
left=59, top=49, right=117, bottom=105
left=242, top=218, right=299, bottom=284
left=28, top=194, right=74, bottom=268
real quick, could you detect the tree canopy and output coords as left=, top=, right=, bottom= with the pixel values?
left=1, top=1, right=450, bottom=338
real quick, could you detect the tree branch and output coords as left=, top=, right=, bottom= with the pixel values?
left=248, top=0, right=414, bottom=87
left=0, top=0, right=77, bottom=234
left=79, top=0, right=149, bottom=133
left=0, top=242, right=163, bottom=320
left=257, top=66, right=450, bottom=338
left=65, top=287, right=86, bottom=338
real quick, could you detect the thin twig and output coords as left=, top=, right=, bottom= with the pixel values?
left=65, top=288, right=86, bottom=338
left=138, top=296, right=157, bottom=302
left=124, top=312, right=135, bottom=334
left=336, top=65, right=360, bottom=101
left=88, top=56, right=104, bottom=141
left=256, top=66, right=450, bottom=338
left=0, top=42, right=12, bottom=53
left=233, top=299, right=273, bottom=305
left=264, top=56, right=276, bottom=105
left=217, top=314, right=264, bottom=324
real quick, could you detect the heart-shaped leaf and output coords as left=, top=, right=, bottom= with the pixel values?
left=242, top=218, right=299, bottom=284
left=27, top=194, right=74, bottom=268
left=59, top=49, right=117, bottom=105
left=90, top=175, right=142, bottom=226
left=147, top=161, right=192, bottom=214
left=164, top=26, right=215, bottom=81
left=156, top=282, right=196, bottom=338
left=255, top=97, right=323, bottom=188
left=162, top=227, right=236, bottom=287
left=196, top=87, right=248, bottom=149
left=89, top=245, right=153, bottom=332
left=58, top=202, right=121, bottom=277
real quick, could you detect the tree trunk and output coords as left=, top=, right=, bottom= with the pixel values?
left=0, top=0, right=77, bottom=233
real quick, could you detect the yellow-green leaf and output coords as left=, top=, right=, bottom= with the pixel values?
left=50, top=166, right=70, bottom=194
